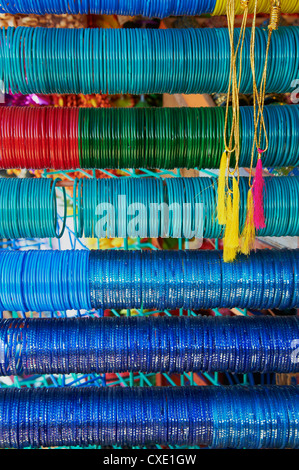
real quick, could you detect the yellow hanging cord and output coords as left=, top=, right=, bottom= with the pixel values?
left=240, top=0, right=280, bottom=254
left=219, top=0, right=249, bottom=261
left=256, top=0, right=280, bottom=154
left=249, top=0, right=280, bottom=185
left=223, top=0, right=248, bottom=172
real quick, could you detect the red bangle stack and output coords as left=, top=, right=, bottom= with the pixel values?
left=0, top=107, right=80, bottom=169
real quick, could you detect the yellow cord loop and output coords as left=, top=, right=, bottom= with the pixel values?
left=248, top=0, right=278, bottom=175
left=240, top=0, right=277, bottom=252
left=218, top=0, right=249, bottom=261
left=218, top=0, right=278, bottom=260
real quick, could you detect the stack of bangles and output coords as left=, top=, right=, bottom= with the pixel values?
left=1, top=27, right=298, bottom=95
left=0, top=386, right=298, bottom=449
left=0, top=107, right=79, bottom=169
left=1, top=316, right=299, bottom=376
left=2, top=0, right=299, bottom=455
left=0, top=178, right=67, bottom=239
left=74, top=176, right=299, bottom=239
left=0, top=249, right=298, bottom=312
left=0, top=0, right=298, bottom=15
left=0, top=176, right=298, bottom=240
left=1, top=106, right=298, bottom=169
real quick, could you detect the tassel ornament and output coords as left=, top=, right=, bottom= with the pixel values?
left=240, top=188, right=255, bottom=255
left=217, top=152, right=228, bottom=225
left=252, top=154, right=266, bottom=230
left=223, top=178, right=240, bottom=263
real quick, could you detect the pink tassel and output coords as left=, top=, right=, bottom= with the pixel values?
left=252, top=154, right=266, bottom=230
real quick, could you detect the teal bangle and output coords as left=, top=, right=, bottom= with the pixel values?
left=51, top=178, right=67, bottom=239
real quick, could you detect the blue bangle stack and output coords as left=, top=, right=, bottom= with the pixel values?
left=0, top=385, right=298, bottom=449
left=0, top=316, right=298, bottom=376
left=0, top=249, right=298, bottom=312
left=0, top=0, right=217, bottom=16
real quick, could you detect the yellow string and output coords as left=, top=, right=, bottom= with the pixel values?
left=239, top=0, right=280, bottom=255
left=222, top=0, right=249, bottom=197
left=248, top=0, right=280, bottom=188
left=218, top=0, right=248, bottom=261
left=218, top=0, right=280, bottom=260
left=223, top=0, right=248, bottom=180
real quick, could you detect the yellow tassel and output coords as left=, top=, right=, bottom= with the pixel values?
left=230, top=177, right=240, bottom=247
left=217, top=151, right=227, bottom=225
left=223, top=245, right=238, bottom=263
left=240, top=188, right=255, bottom=255
left=223, top=196, right=236, bottom=262
left=222, top=179, right=240, bottom=263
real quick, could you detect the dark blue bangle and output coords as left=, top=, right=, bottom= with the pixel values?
left=1, top=314, right=299, bottom=376
left=0, top=385, right=298, bottom=449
